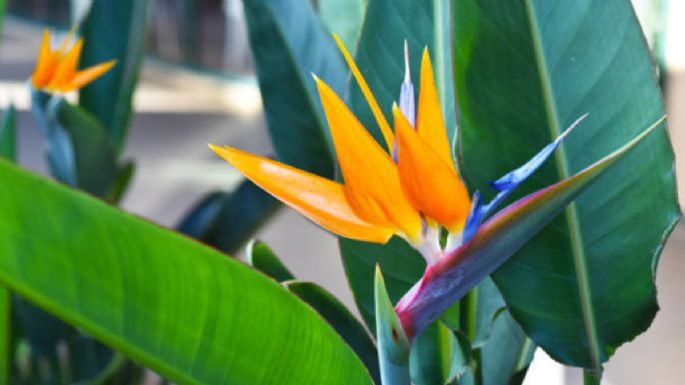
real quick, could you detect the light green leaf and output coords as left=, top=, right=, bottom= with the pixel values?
left=453, top=0, right=680, bottom=368
left=0, top=160, right=373, bottom=385
left=375, top=267, right=410, bottom=385
left=286, top=280, right=379, bottom=383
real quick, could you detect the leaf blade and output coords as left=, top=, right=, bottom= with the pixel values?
left=0, top=160, right=373, bottom=385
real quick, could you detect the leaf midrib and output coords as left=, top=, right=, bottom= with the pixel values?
left=523, top=0, right=602, bottom=370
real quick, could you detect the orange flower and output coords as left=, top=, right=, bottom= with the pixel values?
left=210, top=36, right=471, bottom=260
left=31, top=30, right=116, bottom=93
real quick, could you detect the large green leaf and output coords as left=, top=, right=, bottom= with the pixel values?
left=317, top=0, right=366, bottom=50
left=453, top=0, right=680, bottom=369
left=0, top=160, right=373, bottom=385
left=243, top=0, right=344, bottom=177
left=286, top=281, right=380, bottom=384
left=79, top=0, right=150, bottom=152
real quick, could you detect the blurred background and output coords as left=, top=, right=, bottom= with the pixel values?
left=1, top=0, right=682, bottom=384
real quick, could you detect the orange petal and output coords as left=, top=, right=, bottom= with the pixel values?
left=47, top=38, right=83, bottom=91
left=315, top=76, right=423, bottom=243
left=332, top=34, right=394, bottom=152
left=210, top=144, right=394, bottom=243
left=416, top=48, right=453, bottom=168
left=395, top=105, right=471, bottom=232
left=63, top=60, right=116, bottom=92
left=31, top=30, right=58, bottom=88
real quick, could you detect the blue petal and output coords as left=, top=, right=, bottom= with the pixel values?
left=461, top=114, right=587, bottom=239
left=485, top=114, right=587, bottom=214
left=462, top=191, right=483, bottom=244
left=490, top=114, right=587, bottom=191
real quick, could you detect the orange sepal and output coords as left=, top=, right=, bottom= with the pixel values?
left=64, top=60, right=117, bottom=92
left=31, top=30, right=59, bottom=88
left=416, top=48, right=453, bottom=168
left=210, top=144, right=394, bottom=244
left=47, top=38, right=83, bottom=91
left=314, top=76, right=423, bottom=243
left=395, top=105, right=471, bottom=232
left=332, top=34, right=394, bottom=152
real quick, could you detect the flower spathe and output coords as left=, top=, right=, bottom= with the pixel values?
left=211, top=35, right=472, bottom=258
left=31, top=29, right=116, bottom=93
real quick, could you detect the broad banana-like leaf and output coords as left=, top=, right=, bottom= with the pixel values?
left=242, top=0, right=345, bottom=177
left=286, top=281, right=380, bottom=384
left=79, top=0, right=150, bottom=152
left=0, top=160, right=373, bottom=385
left=317, top=0, right=365, bottom=50
left=453, top=0, right=680, bottom=369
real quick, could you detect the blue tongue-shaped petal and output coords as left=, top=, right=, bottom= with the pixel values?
left=461, top=114, right=587, bottom=243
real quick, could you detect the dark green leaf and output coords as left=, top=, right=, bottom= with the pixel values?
left=247, top=240, right=294, bottom=282
left=0, top=160, right=374, bottom=385
left=105, top=160, right=136, bottom=205
left=453, top=0, right=680, bottom=368
left=286, top=280, right=379, bottom=384
left=48, top=98, right=118, bottom=197
left=177, top=192, right=227, bottom=239
left=79, top=0, right=150, bottom=152
left=409, top=322, right=455, bottom=385
left=0, top=105, right=15, bottom=160
left=480, top=312, right=535, bottom=385
left=203, top=179, right=280, bottom=254
left=339, top=237, right=424, bottom=333
left=243, top=0, right=342, bottom=177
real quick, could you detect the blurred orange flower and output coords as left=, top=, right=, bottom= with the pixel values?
left=31, top=29, right=116, bottom=93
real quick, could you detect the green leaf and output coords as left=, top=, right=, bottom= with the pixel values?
left=480, top=312, right=535, bottom=385
left=453, top=0, right=680, bottom=368
left=105, top=160, right=136, bottom=205
left=247, top=240, right=294, bottom=282
left=202, top=179, right=280, bottom=254
left=243, top=0, right=343, bottom=177
left=409, top=322, right=455, bottom=385
left=374, top=267, right=410, bottom=385
left=47, top=98, right=118, bottom=197
left=317, top=0, right=365, bottom=50
left=0, top=105, right=15, bottom=160
left=177, top=192, right=226, bottom=240
left=339, top=238, right=424, bottom=333
left=79, top=0, right=150, bottom=152
left=0, top=160, right=373, bottom=385
left=286, top=281, right=380, bottom=384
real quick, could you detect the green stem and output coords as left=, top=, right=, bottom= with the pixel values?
left=583, top=368, right=602, bottom=385
left=460, top=289, right=482, bottom=385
